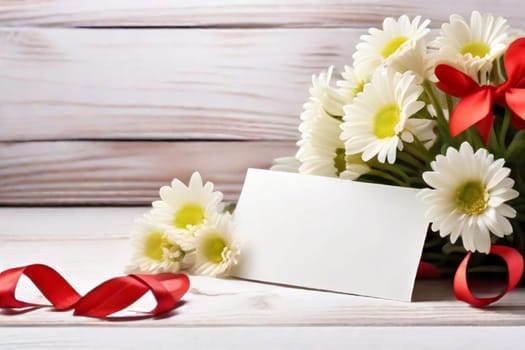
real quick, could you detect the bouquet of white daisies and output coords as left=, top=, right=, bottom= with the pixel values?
left=127, top=172, right=240, bottom=277
left=126, top=11, right=524, bottom=280
left=272, top=11, right=525, bottom=275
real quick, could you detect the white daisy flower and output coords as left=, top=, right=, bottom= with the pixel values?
left=270, top=156, right=301, bottom=173
left=294, top=67, right=358, bottom=178
left=151, top=172, right=223, bottom=235
left=418, top=142, right=519, bottom=254
left=389, top=40, right=434, bottom=81
left=336, top=65, right=370, bottom=102
left=127, top=214, right=190, bottom=273
left=301, top=66, right=348, bottom=122
left=353, top=15, right=431, bottom=75
left=297, top=113, right=348, bottom=177
left=341, top=67, right=426, bottom=164
left=193, top=213, right=240, bottom=277
left=432, top=11, right=512, bottom=79
left=294, top=67, right=369, bottom=178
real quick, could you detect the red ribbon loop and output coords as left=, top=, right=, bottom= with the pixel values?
left=453, top=245, right=524, bottom=307
left=503, top=37, right=525, bottom=87
left=74, top=273, right=189, bottom=318
left=435, top=37, right=525, bottom=142
left=0, top=264, right=190, bottom=318
left=131, top=273, right=190, bottom=315
left=0, top=264, right=81, bottom=310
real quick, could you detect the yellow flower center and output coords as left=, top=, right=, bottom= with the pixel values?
left=143, top=231, right=182, bottom=261
left=144, top=232, right=164, bottom=260
left=455, top=180, right=488, bottom=215
left=373, top=104, right=400, bottom=138
left=460, top=41, right=490, bottom=58
left=333, top=148, right=346, bottom=176
left=174, top=203, right=205, bottom=228
left=354, top=81, right=365, bottom=96
left=347, top=153, right=366, bottom=165
left=201, top=232, right=227, bottom=263
left=381, top=36, right=408, bottom=58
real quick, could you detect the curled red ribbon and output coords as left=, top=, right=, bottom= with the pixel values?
left=0, top=264, right=190, bottom=318
left=454, top=245, right=524, bottom=307
left=435, top=38, right=525, bottom=142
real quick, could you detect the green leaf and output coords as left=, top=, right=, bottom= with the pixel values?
left=505, top=130, right=525, bottom=163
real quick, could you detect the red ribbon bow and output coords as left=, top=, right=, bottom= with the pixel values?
left=0, top=264, right=190, bottom=318
left=435, top=38, right=525, bottom=143
left=453, top=245, right=524, bottom=307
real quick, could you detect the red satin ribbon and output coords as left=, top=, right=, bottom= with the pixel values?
left=416, top=261, right=442, bottom=279
left=454, top=245, right=524, bottom=307
left=435, top=37, right=525, bottom=143
left=0, top=264, right=190, bottom=318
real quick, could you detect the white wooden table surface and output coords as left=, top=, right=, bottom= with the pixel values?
left=1, top=208, right=524, bottom=349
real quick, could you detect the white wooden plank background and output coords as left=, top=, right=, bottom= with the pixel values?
left=0, top=27, right=357, bottom=141
left=0, top=141, right=295, bottom=203
left=2, top=2, right=525, bottom=204
left=0, top=0, right=524, bottom=28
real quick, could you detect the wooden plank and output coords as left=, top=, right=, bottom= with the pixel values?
left=0, top=0, right=523, bottom=28
left=0, top=207, right=146, bottom=238
left=1, top=327, right=524, bottom=350
left=0, top=27, right=359, bottom=141
left=0, top=141, right=296, bottom=204
left=0, top=218, right=523, bottom=327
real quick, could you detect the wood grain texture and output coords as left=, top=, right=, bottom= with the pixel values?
left=0, top=209, right=524, bottom=328
left=0, top=141, right=296, bottom=204
left=0, top=27, right=359, bottom=141
left=1, top=327, right=524, bottom=350
left=0, top=207, right=146, bottom=238
left=0, top=0, right=524, bottom=28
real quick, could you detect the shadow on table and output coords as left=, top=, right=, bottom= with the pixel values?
left=100, top=300, right=188, bottom=322
left=411, top=279, right=455, bottom=302
left=412, top=280, right=525, bottom=319
left=0, top=301, right=188, bottom=321
left=0, top=306, right=41, bottom=315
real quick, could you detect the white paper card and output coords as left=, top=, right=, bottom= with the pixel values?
left=231, top=169, right=429, bottom=302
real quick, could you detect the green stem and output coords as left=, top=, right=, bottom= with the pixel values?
left=499, top=108, right=511, bottom=149
left=441, top=243, right=467, bottom=255
left=404, top=140, right=434, bottom=165
left=488, top=126, right=501, bottom=156
left=396, top=149, right=424, bottom=169
left=391, top=162, right=419, bottom=176
left=413, top=110, right=433, bottom=120
left=365, top=169, right=409, bottom=187
left=465, top=127, right=484, bottom=150
left=370, top=163, right=410, bottom=183
left=445, top=94, right=455, bottom=117
left=423, top=80, right=453, bottom=145
left=408, top=176, right=427, bottom=188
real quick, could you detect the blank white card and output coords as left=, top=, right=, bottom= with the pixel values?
left=232, top=169, right=429, bottom=302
